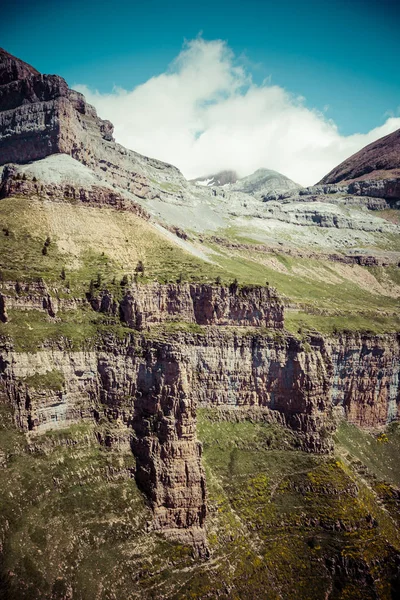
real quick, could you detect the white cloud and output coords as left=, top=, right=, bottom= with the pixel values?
left=74, top=38, right=400, bottom=186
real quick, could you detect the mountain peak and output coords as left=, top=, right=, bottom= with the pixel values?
left=0, top=48, right=40, bottom=85
left=319, top=127, right=400, bottom=184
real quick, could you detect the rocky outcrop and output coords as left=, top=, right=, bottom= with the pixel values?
left=131, top=341, right=208, bottom=553
left=0, top=280, right=80, bottom=317
left=270, top=182, right=400, bottom=205
left=329, top=333, right=400, bottom=427
left=118, top=283, right=284, bottom=330
left=0, top=163, right=151, bottom=217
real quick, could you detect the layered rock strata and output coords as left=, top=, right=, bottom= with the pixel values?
left=1, top=326, right=399, bottom=549
left=117, top=283, right=284, bottom=329
left=0, top=48, right=183, bottom=197
left=329, top=333, right=400, bottom=427
left=0, top=164, right=151, bottom=217
left=0, top=282, right=284, bottom=329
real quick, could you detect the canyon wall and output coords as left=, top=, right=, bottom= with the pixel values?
left=329, top=333, right=400, bottom=427
left=0, top=282, right=284, bottom=328
left=1, top=325, right=399, bottom=550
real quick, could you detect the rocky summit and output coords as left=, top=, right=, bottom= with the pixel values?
left=0, top=49, right=400, bottom=600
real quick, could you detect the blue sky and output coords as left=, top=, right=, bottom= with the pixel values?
left=2, top=0, right=399, bottom=135
left=1, top=0, right=399, bottom=183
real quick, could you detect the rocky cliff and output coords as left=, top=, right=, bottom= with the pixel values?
left=1, top=312, right=399, bottom=551
left=0, top=48, right=184, bottom=199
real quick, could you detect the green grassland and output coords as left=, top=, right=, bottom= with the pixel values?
left=1, top=196, right=399, bottom=335
left=2, top=400, right=399, bottom=599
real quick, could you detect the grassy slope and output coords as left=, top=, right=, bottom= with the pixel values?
left=1, top=196, right=400, bottom=335
left=2, top=405, right=399, bottom=599
left=0, top=407, right=400, bottom=600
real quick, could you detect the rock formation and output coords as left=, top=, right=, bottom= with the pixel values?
left=0, top=48, right=184, bottom=199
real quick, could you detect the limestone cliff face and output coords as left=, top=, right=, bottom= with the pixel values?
left=0, top=280, right=81, bottom=320
left=0, top=330, right=330, bottom=551
left=1, top=326, right=399, bottom=549
left=328, top=333, right=400, bottom=427
left=0, top=48, right=183, bottom=197
left=118, top=283, right=284, bottom=329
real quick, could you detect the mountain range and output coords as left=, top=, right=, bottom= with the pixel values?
left=0, top=47, right=399, bottom=599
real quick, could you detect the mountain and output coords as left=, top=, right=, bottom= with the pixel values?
left=230, top=167, right=300, bottom=197
left=0, top=48, right=400, bottom=599
left=190, top=169, right=239, bottom=186
left=319, top=127, right=400, bottom=184
left=192, top=168, right=300, bottom=198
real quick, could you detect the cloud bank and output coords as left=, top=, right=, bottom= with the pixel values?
left=75, top=39, right=400, bottom=186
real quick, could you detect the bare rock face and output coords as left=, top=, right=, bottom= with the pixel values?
left=118, top=283, right=284, bottom=330
left=131, top=341, right=208, bottom=554
left=0, top=48, right=183, bottom=196
left=319, top=127, right=400, bottom=185
left=329, top=333, right=400, bottom=427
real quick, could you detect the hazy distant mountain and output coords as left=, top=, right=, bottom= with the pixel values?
left=190, top=170, right=239, bottom=187
left=230, top=168, right=301, bottom=197
left=192, top=167, right=300, bottom=197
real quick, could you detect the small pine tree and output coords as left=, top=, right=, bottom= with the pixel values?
left=121, top=274, right=129, bottom=286
left=66, top=280, right=70, bottom=290
left=96, top=273, right=102, bottom=288
left=60, top=267, right=66, bottom=280
left=15, top=281, right=22, bottom=294
left=89, top=279, right=95, bottom=297
left=215, top=276, right=221, bottom=285
left=135, top=260, right=145, bottom=275
left=3, top=228, right=9, bottom=237
left=44, top=236, right=51, bottom=247
left=42, top=245, right=47, bottom=256
left=229, top=278, right=239, bottom=294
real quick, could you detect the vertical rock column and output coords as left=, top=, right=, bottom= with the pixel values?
left=132, top=342, right=208, bottom=555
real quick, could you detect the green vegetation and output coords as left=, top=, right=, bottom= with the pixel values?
left=0, top=308, right=133, bottom=352
left=1, top=196, right=399, bottom=335
left=335, top=420, right=400, bottom=487
left=193, top=411, right=400, bottom=599
left=20, top=369, right=65, bottom=392
left=1, top=398, right=399, bottom=598
left=285, top=310, right=400, bottom=335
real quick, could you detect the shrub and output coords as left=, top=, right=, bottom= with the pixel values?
left=135, top=260, right=145, bottom=275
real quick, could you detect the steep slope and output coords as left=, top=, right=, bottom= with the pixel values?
left=319, top=128, right=400, bottom=184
